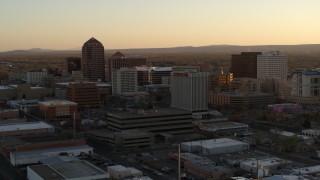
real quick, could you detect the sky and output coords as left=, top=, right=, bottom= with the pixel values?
left=1, top=0, right=320, bottom=51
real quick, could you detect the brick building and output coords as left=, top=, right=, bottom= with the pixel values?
left=39, top=100, right=79, bottom=120
left=0, top=109, right=19, bottom=120
left=67, top=82, right=100, bottom=109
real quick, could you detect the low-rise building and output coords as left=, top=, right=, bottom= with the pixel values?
left=39, top=100, right=79, bottom=121
left=10, top=144, right=93, bottom=166
left=240, top=158, right=291, bottom=178
left=294, top=165, right=320, bottom=176
left=27, top=156, right=108, bottom=180
left=170, top=153, right=237, bottom=180
left=302, top=129, right=320, bottom=138
left=0, top=109, right=19, bottom=120
left=197, top=121, right=249, bottom=136
left=270, top=129, right=314, bottom=144
left=108, top=165, right=143, bottom=179
left=181, top=138, right=249, bottom=155
left=88, top=129, right=154, bottom=150
left=7, top=99, right=39, bottom=114
left=0, top=121, right=54, bottom=137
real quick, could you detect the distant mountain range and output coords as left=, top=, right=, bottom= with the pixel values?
left=1, top=44, right=320, bottom=54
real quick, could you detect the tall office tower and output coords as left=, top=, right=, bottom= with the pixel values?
left=257, top=51, right=288, bottom=80
left=81, top=37, right=105, bottom=81
left=171, top=72, right=208, bottom=112
left=106, top=51, right=146, bottom=82
left=66, top=57, right=81, bottom=74
left=231, top=52, right=262, bottom=78
left=112, top=68, right=137, bottom=95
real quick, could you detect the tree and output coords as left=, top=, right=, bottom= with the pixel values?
left=282, top=135, right=300, bottom=152
left=302, top=119, right=311, bottom=128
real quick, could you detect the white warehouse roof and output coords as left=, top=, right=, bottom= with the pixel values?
left=0, top=121, right=53, bottom=132
left=181, top=138, right=248, bottom=149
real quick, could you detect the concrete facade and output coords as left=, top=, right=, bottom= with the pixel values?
left=172, top=72, right=208, bottom=112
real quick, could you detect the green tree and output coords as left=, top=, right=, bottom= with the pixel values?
left=302, top=119, right=311, bottom=128
left=282, top=135, right=300, bottom=152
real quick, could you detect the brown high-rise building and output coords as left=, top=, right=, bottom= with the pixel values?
left=81, top=37, right=105, bottom=81
left=231, top=52, right=262, bottom=79
left=106, top=51, right=146, bottom=82
left=67, top=82, right=100, bottom=109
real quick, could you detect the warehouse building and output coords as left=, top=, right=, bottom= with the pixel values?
left=181, top=138, right=249, bottom=155
left=0, top=121, right=54, bottom=137
left=197, top=121, right=249, bottom=136
left=10, top=144, right=93, bottom=166
left=27, top=156, right=108, bottom=180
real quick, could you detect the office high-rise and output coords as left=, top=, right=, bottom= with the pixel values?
left=171, top=72, right=208, bottom=112
left=106, top=51, right=146, bottom=82
left=257, top=51, right=288, bottom=80
left=81, top=37, right=105, bottom=81
left=231, top=52, right=262, bottom=78
left=112, top=68, right=137, bottom=95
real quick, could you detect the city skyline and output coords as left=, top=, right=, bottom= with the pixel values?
left=1, top=0, right=320, bottom=51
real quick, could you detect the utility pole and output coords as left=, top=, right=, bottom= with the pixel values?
left=73, top=111, right=76, bottom=138
left=178, top=144, right=181, bottom=180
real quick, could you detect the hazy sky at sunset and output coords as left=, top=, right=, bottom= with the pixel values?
left=1, top=0, right=320, bottom=51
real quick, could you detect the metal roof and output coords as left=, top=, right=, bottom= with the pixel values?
left=0, top=121, right=53, bottom=132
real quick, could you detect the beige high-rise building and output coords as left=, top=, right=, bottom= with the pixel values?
left=257, top=51, right=288, bottom=80
left=112, top=68, right=137, bottom=95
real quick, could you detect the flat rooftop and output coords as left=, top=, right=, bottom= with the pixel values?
left=182, top=138, right=248, bottom=149
left=201, top=122, right=248, bottom=131
left=30, top=159, right=107, bottom=179
left=39, top=100, right=77, bottom=106
left=0, top=85, right=13, bottom=90
left=50, top=160, right=107, bottom=179
left=29, top=165, right=65, bottom=179
left=12, top=145, right=93, bottom=158
left=295, top=165, right=320, bottom=175
left=241, top=158, right=289, bottom=167
left=0, top=121, right=53, bottom=132
left=270, top=129, right=311, bottom=140
left=0, top=108, right=19, bottom=112
left=107, top=108, right=191, bottom=119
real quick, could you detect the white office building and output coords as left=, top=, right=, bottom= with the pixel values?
left=112, top=68, right=137, bottom=95
left=27, top=69, right=48, bottom=85
left=290, top=71, right=320, bottom=105
left=257, top=51, right=288, bottom=80
left=181, top=138, right=249, bottom=155
left=172, top=72, right=208, bottom=112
